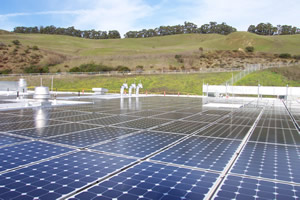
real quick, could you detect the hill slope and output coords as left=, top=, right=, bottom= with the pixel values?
left=0, top=32, right=300, bottom=72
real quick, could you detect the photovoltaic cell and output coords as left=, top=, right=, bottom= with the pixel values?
left=0, top=141, right=72, bottom=172
left=81, top=115, right=139, bottom=126
left=250, top=127, right=300, bottom=146
left=196, top=124, right=250, bottom=140
left=117, top=118, right=170, bottom=129
left=92, top=131, right=184, bottom=158
left=183, top=114, right=221, bottom=123
left=153, top=112, right=191, bottom=120
left=152, top=136, right=241, bottom=171
left=0, top=134, right=28, bottom=147
left=217, top=116, right=256, bottom=126
left=54, top=113, right=111, bottom=122
left=153, top=121, right=209, bottom=135
left=69, top=161, right=219, bottom=200
left=230, top=142, right=300, bottom=183
left=257, top=118, right=296, bottom=129
left=0, top=151, right=136, bottom=200
left=215, top=175, right=300, bottom=200
left=0, top=120, right=66, bottom=132
left=45, top=127, right=138, bottom=148
left=8, top=123, right=99, bottom=138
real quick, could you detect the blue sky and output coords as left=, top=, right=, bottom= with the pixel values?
left=0, top=0, right=299, bottom=36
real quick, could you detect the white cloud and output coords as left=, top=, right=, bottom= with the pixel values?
left=71, top=0, right=154, bottom=36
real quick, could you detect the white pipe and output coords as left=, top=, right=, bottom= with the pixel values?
left=120, top=83, right=128, bottom=96
left=129, top=83, right=136, bottom=96
left=136, top=83, right=143, bottom=96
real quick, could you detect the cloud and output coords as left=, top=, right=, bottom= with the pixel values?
left=71, top=0, right=155, bottom=36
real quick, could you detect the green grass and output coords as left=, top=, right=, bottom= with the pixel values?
left=1, top=32, right=300, bottom=56
left=235, top=65, right=300, bottom=86
left=2, top=72, right=237, bottom=95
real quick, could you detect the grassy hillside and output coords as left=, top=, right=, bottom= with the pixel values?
left=235, top=65, right=300, bottom=86
left=1, top=32, right=300, bottom=72
left=1, top=72, right=237, bottom=95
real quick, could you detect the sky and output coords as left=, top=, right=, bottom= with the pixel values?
left=0, top=0, right=299, bottom=36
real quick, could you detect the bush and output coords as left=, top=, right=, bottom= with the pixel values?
left=12, top=40, right=20, bottom=45
left=245, top=46, right=254, bottom=52
left=293, top=55, right=300, bottom=60
left=69, top=63, right=114, bottom=72
left=116, top=65, right=130, bottom=72
left=175, top=54, right=184, bottom=63
left=0, top=69, right=12, bottom=74
left=32, top=45, right=39, bottom=50
left=24, top=65, right=49, bottom=73
left=279, top=53, right=292, bottom=59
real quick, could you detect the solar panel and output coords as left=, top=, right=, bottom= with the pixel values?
left=230, top=142, right=300, bottom=183
left=215, top=175, right=299, bottom=200
left=152, top=136, right=241, bottom=171
left=0, top=151, right=136, bottom=200
left=117, top=118, right=171, bottom=129
left=196, top=124, right=250, bottom=140
left=0, top=134, right=28, bottom=147
left=81, top=115, right=139, bottom=126
left=45, top=127, right=138, bottom=148
left=153, top=121, right=209, bottom=135
left=0, top=120, right=66, bottom=132
left=0, top=141, right=72, bottom=172
left=92, top=131, right=184, bottom=158
left=54, top=113, right=111, bottom=122
left=69, top=161, right=219, bottom=200
left=8, top=123, right=100, bottom=138
left=217, top=116, right=256, bottom=126
left=152, top=112, right=191, bottom=120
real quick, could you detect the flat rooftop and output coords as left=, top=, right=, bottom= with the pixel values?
left=0, top=96, right=299, bottom=200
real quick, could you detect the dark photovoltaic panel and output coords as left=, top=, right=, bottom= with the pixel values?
left=45, top=127, right=138, bottom=148
left=230, top=142, right=300, bottom=183
left=196, top=124, right=251, bottom=140
left=81, top=115, right=139, bottom=126
left=125, top=110, right=166, bottom=117
left=152, top=136, right=241, bottom=171
left=0, top=120, right=66, bottom=132
left=153, top=121, right=209, bottom=135
left=117, top=118, right=170, bottom=129
left=183, top=114, right=222, bottom=123
left=0, top=151, right=136, bottom=200
left=8, top=123, right=99, bottom=138
left=153, top=112, right=191, bottom=120
left=54, top=113, right=111, bottom=122
left=0, top=116, right=39, bottom=124
left=0, top=141, right=72, bottom=171
left=217, top=116, right=256, bottom=126
left=215, top=175, right=300, bottom=200
left=257, top=118, right=296, bottom=129
left=70, top=161, right=219, bottom=200
left=202, top=110, right=231, bottom=116
left=250, top=127, right=300, bottom=146
left=0, top=134, right=28, bottom=147
left=92, top=131, right=184, bottom=158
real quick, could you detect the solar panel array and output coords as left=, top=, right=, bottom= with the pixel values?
left=0, top=96, right=299, bottom=200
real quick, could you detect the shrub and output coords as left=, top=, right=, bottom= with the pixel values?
left=175, top=54, right=184, bottom=63
left=245, top=46, right=254, bottom=52
left=279, top=53, right=292, bottom=59
left=293, top=55, right=300, bottom=60
left=116, top=65, right=130, bottom=72
left=12, top=40, right=20, bottom=45
left=69, top=63, right=114, bottom=72
left=24, top=65, right=49, bottom=73
left=32, top=45, right=39, bottom=50
left=0, top=69, right=12, bottom=74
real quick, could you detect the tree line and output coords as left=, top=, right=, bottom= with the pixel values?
left=124, top=22, right=237, bottom=38
left=13, top=26, right=121, bottom=39
left=248, top=23, right=300, bottom=35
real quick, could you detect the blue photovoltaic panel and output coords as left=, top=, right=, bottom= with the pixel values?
left=231, top=142, right=300, bottom=183
left=92, top=131, right=184, bottom=158
left=0, top=120, right=66, bottom=132
left=81, top=115, right=139, bottom=126
left=152, top=136, right=241, bottom=171
left=46, top=127, right=138, bottom=148
left=0, top=141, right=72, bottom=172
left=215, top=175, right=300, bottom=200
left=0, top=151, right=136, bottom=200
left=69, top=161, right=219, bottom=200
left=0, top=134, right=28, bottom=147
left=8, top=123, right=99, bottom=138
